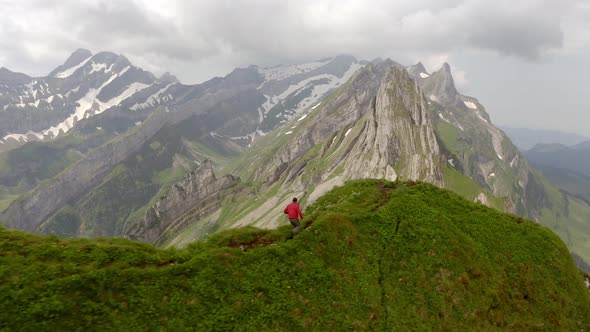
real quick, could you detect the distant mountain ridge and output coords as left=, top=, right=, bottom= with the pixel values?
left=525, top=141, right=590, bottom=177
left=524, top=141, right=590, bottom=202
left=501, top=127, right=590, bottom=150
left=0, top=49, right=361, bottom=150
left=0, top=50, right=366, bottom=238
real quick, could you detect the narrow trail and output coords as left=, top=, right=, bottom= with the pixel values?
left=377, top=211, right=402, bottom=330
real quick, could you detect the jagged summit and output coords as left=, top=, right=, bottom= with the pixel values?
left=0, top=67, right=31, bottom=84
left=406, top=61, right=431, bottom=79
left=48, top=48, right=93, bottom=77
left=159, top=72, right=179, bottom=84
left=421, top=62, right=458, bottom=104
left=414, top=61, right=427, bottom=72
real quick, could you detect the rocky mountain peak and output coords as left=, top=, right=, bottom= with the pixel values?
left=127, top=158, right=239, bottom=244
left=159, top=72, right=179, bottom=84
left=66, top=48, right=92, bottom=64
left=422, top=62, right=458, bottom=104
left=236, top=61, right=442, bottom=226
left=413, top=61, right=427, bottom=73
left=407, top=61, right=430, bottom=79
left=49, top=48, right=93, bottom=77
left=441, top=62, right=451, bottom=73
left=0, top=67, right=31, bottom=85
left=322, top=54, right=358, bottom=78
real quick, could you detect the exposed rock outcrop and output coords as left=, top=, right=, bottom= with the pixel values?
left=1, top=109, right=171, bottom=232
left=221, top=61, right=443, bottom=231
left=342, top=65, right=441, bottom=185
left=126, top=159, right=239, bottom=244
left=247, top=61, right=443, bottom=189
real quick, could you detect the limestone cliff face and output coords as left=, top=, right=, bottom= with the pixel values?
left=341, top=65, right=441, bottom=185
left=222, top=62, right=443, bottom=231
left=243, top=61, right=443, bottom=190
left=126, top=159, right=239, bottom=244
left=0, top=81, right=258, bottom=235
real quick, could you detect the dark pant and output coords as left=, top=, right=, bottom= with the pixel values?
left=289, top=218, right=301, bottom=236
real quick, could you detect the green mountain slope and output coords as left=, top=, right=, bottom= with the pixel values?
left=409, top=63, right=590, bottom=268
left=524, top=142, right=590, bottom=202
left=2, top=180, right=589, bottom=330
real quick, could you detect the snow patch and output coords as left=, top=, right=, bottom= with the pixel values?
left=100, top=82, right=149, bottom=111
left=344, top=128, right=352, bottom=137
left=284, top=131, right=293, bottom=135
left=330, top=135, right=338, bottom=147
left=130, top=83, right=173, bottom=111
left=464, top=101, right=477, bottom=109
left=311, top=102, right=321, bottom=110
left=89, top=62, right=108, bottom=74
left=258, top=58, right=332, bottom=81
left=3, top=131, right=44, bottom=142
left=489, top=173, right=496, bottom=178
left=448, top=159, right=455, bottom=167
left=429, top=95, right=438, bottom=102
left=419, top=72, right=430, bottom=78
left=258, top=62, right=363, bottom=126
left=55, top=55, right=92, bottom=78
left=297, top=114, right=307, bottom=121
left=36, top=67, right=145, bottom=138
left=438, top=113, right=450, bottom=123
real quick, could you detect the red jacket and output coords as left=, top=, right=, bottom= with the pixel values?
left=284, top=202, right=304, bottom=220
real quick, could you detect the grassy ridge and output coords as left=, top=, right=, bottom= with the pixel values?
left=1, top=181, right=589, bottom=330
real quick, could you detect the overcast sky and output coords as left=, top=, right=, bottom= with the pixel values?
left=1, top=0, right=589, bottom=135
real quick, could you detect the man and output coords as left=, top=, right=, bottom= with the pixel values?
left=284, top=197, right=304, bottom=239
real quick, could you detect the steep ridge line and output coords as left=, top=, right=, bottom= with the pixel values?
left=4, top=180, right=589, bottom=329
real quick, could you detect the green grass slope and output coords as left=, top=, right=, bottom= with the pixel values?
left=1, top=181, right=589, bottom=330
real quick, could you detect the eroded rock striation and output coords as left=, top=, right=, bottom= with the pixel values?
left=126, top=159, right=239, bottom=244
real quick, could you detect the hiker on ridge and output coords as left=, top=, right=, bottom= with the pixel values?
left=284, top=197, right=304, bottom=239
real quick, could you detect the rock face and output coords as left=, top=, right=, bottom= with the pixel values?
left=341, top=65, right=441, bottom=184
left=1, top=109, right=170, bottom=232
left=0, top=81, right=259, bottom=234
left=214, top=61, right=443, bottom=231
left=242, top=61, right=442, bottom=187
left=127, top=159, right=239, bottom=244
left=409, top=62, right=526, bottom=212
left=0, top=49, right=161, bottom=141
left=1, top=50, right=365, bottom=239
left=130, top=60, right=443, bottom=244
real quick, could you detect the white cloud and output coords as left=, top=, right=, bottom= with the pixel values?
left=0, top=0, right=580, bottom=83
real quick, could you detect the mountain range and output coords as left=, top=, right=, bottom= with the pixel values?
left=501, top=127, right=590, bottom=150
left=524, top=141, right=590, bottom=203
left=1, top=49, right=590, bottom=270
